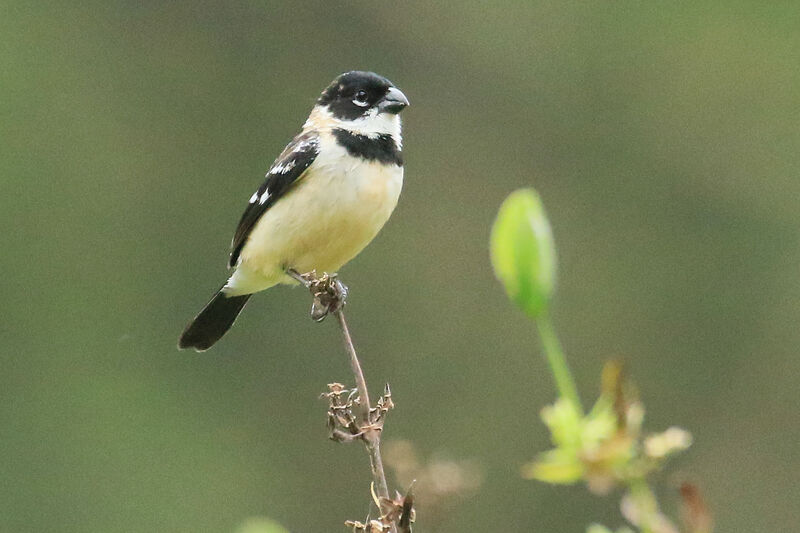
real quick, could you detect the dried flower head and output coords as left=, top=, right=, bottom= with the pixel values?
left=345, top=482, right=415, bottom=533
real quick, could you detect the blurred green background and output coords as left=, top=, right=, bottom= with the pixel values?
left=2, top=1, right=798, bottom=531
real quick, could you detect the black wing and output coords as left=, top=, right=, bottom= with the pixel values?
left=229, top=132, right=319, bottom=268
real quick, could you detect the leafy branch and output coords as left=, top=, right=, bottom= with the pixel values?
left=490, top=189, right=712, bottom=533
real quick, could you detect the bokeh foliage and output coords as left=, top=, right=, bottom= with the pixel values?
left=2, top=1, right=799, bottom=531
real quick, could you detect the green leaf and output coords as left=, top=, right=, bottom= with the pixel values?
left=541, top=398, right=583, bottom=449
left=490, top=188, right=556, bottom=318
left=235, top=518, right=290, bottom=533
left=586, top=525, right=614, bottom=533
left=521, top=449, right=583, bottom=483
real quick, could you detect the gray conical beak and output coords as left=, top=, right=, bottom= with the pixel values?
left=378, top=87, right=409, bottom=114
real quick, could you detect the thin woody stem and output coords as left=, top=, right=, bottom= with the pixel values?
left=291, top=268, right=397, bottom=530
left=334, top=310, right=393, bottom=522
left=336, top=311, right=372, bottom=420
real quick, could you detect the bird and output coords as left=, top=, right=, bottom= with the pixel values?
left=178, top=71, right=409, bottom=351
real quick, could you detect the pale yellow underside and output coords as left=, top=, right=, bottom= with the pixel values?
left=224, top=130, right=403, bottom=296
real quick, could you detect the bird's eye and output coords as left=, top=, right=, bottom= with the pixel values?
left=353, top=90, right=369, bottom=107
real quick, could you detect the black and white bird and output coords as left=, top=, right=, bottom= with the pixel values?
left=179, top=71, right=409, bottom=351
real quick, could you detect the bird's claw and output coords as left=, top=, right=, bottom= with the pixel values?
left=287, top=269, right=348, bottom=321
left=310, top=273, right=348, bottom=321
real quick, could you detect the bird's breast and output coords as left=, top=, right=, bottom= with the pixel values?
left=302, top=143, right=403, bottom=264
left=239, top=136, right=403, bottom=281
left=312, top=133, right=403, bottom=225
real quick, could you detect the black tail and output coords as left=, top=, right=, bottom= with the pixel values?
left=178, top=290, right=252, bottom=351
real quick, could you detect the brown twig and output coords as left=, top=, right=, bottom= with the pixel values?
left=337, top=311, right=372, bottom=421
left=290, top=269, right=401, bottom=531
left=336, top=310, right=392, bottom=505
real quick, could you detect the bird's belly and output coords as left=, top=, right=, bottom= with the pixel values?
left=239, top=160, right=403, bottom=284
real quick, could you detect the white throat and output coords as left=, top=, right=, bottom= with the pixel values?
left=303, top=106, right=403, bottom=148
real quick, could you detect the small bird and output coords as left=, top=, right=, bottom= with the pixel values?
left=179, top=71, right=409, bottom=351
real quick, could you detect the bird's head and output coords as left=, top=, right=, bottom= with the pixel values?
left=309, top=71, right=408, bottom=137
left=318, top=71, right=409, bottom=119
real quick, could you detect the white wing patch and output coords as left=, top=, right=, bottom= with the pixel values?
left=230, top=133, right=320, bottom=269
left=251, top=153, right=306, bottom=206
left=270, top=159, right=296, bottom=174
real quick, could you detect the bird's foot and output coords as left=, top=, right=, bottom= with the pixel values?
left=287, top=269, right=348, bottom=321
left=310, top=272, right=348, bottom=321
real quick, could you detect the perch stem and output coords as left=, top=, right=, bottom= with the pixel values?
left=337, top=311, right=372, bottom=419
left=335, top=310, right=393, bottom=524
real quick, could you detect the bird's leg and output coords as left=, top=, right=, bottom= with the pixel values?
left=286, top=269, right=348, bottom=321
left=286, top=268, right=314, bottom=288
